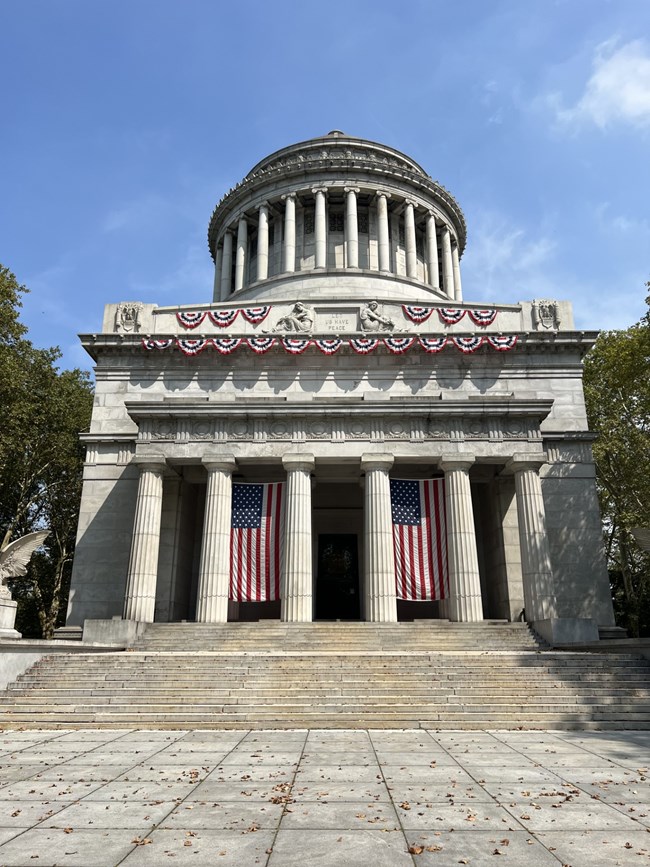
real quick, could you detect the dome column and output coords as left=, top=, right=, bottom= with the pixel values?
left=345, top=187, right=360, bottom=269
left=451, top=241, right=463, bottom=301
left=313, top=188, right=327, bottom=269
left=376, top=192, right=391, bottom=273
left=219, top=230, right=233, bottom=300
left=282, top=193, right=296, bottom=273
left=235, top=216, right=248, bottom=291
left=361, top=454, right=398, bottom=622
left=426, top=211, right=439, bottom=289
left=404, top=200, right=417, bottom=279
left=441, top=225, right=454, bottom=299
left=256, top=203, right=269, bottom=282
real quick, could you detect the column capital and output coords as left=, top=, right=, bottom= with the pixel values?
left=201, top=455, right=237, bottom=474
left=403, top=199, right=417, bottom=210
left=426, top=209, right=437, bottom=220
left=258, top=201, right=269, bottom=212
left=375, top=191, right=391, bottom=200
left=311, top=186, right=328, bottom=196
left=344, top=186, right=360, bottom=195
left=441, top=223, right=451, bottom=235
left=502, top=454, right=547, bottom=475
left=360, top=453, right=394, bottom=473
left=439, top=455, right=475, bottom=473
left=282, top=453, right=315, bottom=473
left=281, top=192, right=297, bottom=202
left=132, top=455, right=167, bottom=474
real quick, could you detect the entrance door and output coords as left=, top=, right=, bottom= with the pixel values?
left=316, top=534, right=360, bottom=620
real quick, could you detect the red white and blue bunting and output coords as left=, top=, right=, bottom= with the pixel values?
left=487, top=335, right=518, bottom=351
left=241, top=306, right=271, bottom=324
left=350, top=338, right=380, bottom=354
left=468, top=309, right=497, bottom=327
left=208, top=309, right=239, bottom=328
left=418, top=337, right=448, bottom=353
left=438, top=308, right=466, bottom=325
left=314, top=338, right=343, bottom=355
left=176, top=311, right=206, bottom=329
left=452, top=336, right=484, bottom=353
left=247, top=337, right=277, bottom=354
left=142, top=338, right=174, bottom=350
left=213, top=337, right=242, bottom=354
left=178, top=338, right=210, bottom=356
left=384, top=336, right=416, bottom=354
left=402, top=305, right=434, bottom=324
left=282, top=338, right=312, bottom=355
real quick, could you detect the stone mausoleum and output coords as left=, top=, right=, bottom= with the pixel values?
left=67, top=131, right=616, bottom=645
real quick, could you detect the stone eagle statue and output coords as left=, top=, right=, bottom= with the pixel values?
left=0, top=531, right=50, bottom=598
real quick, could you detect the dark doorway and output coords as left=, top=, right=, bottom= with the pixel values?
left=316, top=534, right=360, bottom=620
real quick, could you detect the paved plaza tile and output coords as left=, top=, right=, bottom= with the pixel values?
left=0, top=729, right=647, bottom=865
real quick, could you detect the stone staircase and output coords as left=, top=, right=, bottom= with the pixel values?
left=1, top=622, right=649, bottom=730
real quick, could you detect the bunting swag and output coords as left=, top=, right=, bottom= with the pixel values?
left=488, top=335, right=518, bottom=351
left=247, top=337, right=277, bottom=354
left=418, top=337, right=448, bottom=353
left=241, top=306, right=271, bottom=324
left=350, top=337, right=380, bottom=354
left=142, top=338, right=174, bottom=350
left=390, top=478, right=448, bottom=601
left=468, top=309, right=497, bottom=327
left=230, top=482, right=284, bottom=602
left=384, top=336, right=415, bottom=354
left=438, top=308, right=466, bottom=325
left=452, top=336, right=484, bottom=353
left=282, top=338, right=311, bottom=354
left=176, top=311, right=207, bottom=329
left=208, top=309, right=239, bottom=328
left=402, top=305, right=434, bottom=324
left=314, top=338, right=342, bottom=355
left=177, top=338, right=209, bottom=356
left=212, top=337, right=242, bottom=354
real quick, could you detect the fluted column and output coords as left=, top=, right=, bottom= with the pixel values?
left=123, top=457, right=166, bottom=622
left=282, top=193, right=296, bottom=273
left=345, top=187, right=359, bottom=269
left=404, top=200, right=417, bottom=279
left=313, top=188, right=327, bottom=269
left=281, top=454, right=315, bottom=622
left=235, top=216, right=247, bottom=291
left=256, top=203, right=269, bottom=282
left=452, top=242, right=462, bottom=301
left=196, top=456, right=237, bottom=623
left=219, top=230, right=233, bottom=300
left=507, top=456, right=557, bottom=622
left=426, top=212, right=439, bottom=288
left=213, top=243, right=222, bottom=302
left=441, top=225, right=454, bottom=299
left=361, top=454, right=397, bottom=622
left=440, top=457, right=483, bottom=622
left=376, top=192, right=391, bottom=272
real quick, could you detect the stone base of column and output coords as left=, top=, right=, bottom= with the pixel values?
left=450, top=594, right=483, bottom=622
left=366, top=594, right=397, bottom=623
left=82, top=618, right=146, bottom=646
left=281, top=596, right=312, bottom=622
left=532, top=617, right=599, bottom=646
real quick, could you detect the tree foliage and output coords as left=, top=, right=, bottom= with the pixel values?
left=0, top=265, right=93, bottom=638
left=583, top=286, right=650, bottom=637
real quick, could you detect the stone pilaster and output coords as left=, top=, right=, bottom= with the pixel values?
left=404, top=200, right=417, bottom=279
left=376, top=193, right=391, bottom=272
left=345, top=187, right=359, bottom=269
left=219, top=230, right=233, bottom=300
left=451, top=241, right=463, bottom=301
left=441, top=225, right=454, bottom=299
left=195, top=456, right=237, bottom=623
left=235, top=216, right=247, bottom=291
left=440, top=457, right=484, bottom=622
left=123, top=457, right=166, bottom=622
left=426, top=211, right=439, bottom=289
left=281, top=454, right=315, bottom=622
left=507, top=456, right=557, bottom=622
left=313, top=188, right=327, bottom=269
left=361, top=454, right=397, bottom=622
left=282, top=193, right=296, bottom=273
left=256, top=203, right=269, bottom=282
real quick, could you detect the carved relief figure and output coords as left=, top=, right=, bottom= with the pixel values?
left=360, top=301, right=395, bottom=332
left=272, top=302, right=314, bottom=334
left=115, top=302, right=143, bottom=333
left=532, top=299, right=560, bottom=331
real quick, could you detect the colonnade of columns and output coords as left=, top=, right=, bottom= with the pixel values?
left=123, top=452, right=556, bottom=626
left=213, top=188, right=463, bottom=302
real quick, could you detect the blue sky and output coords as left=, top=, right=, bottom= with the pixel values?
left=2, top=0, right=649, bottom=372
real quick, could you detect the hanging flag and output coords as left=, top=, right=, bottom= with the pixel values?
left=212, top=337, right=242, bottom=354
left=487, top=335, right=518, bottom=351
left=282, top=338, right=312, bottom=354
left=438, top=308, right=466, bottom=325
left=350, top=337, right=379, bottom=354
left=418, top=336, right=448, bottom=353
left=402, top=305, right=433, bottom=324
left=230, top=482, right=284, bottom=602
left=468, top=308, right=497, bottom=327
left=384, top=336, right=415, bottom=354
left=176, top=311, right=207, bottom=328
left=241, top=306, right=271, bottom=324
left=208, top=309, right=239, bottom=327
left=314, top=338, right=343, bottom=355
left=142, top=338, right=174, bottom=350
left=247, top=337, right=277, bottom=354
left=391, top=479, right=448, bottom=601
left=452, top=335, right=484, bottom=353
left=177, top=338, right=209, bottom=356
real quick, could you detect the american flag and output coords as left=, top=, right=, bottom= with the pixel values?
left=230, top=483, right=284, bottom=602
left=390, top=479, right=448, bottom=601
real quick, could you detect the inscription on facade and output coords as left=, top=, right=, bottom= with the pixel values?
left=316, top=310, right=358, bottom=333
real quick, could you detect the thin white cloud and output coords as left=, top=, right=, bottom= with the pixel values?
left=556, top=39, right=650, bottom=130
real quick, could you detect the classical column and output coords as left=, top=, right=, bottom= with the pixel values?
left=361, top=454, right=397, bottom=622
left=439, top=457, right=483, bottom=622
left=213, top=243, right=222, bottom=302
left=404, top=200, right=417, bottom=279
left=256, top=203, right=269, bottom=282
left=234, top=216, right=248, bottom=291
left=195, top=456, right=237, bottom=623
left=313, top=188, right=327, bottom=269
left=281, top=454, right=315, bottom=622
left=426, top=212, right=439, bottom=288
left=345, top=187, right=359, bottom=269
left=376, top=192, right=391, bottom=272
left=282, top=193, right=296, bottom=273
left=507, top=456, right=557, bottom=622
left=451, top=241, right=463, bottom=301
left=123, top=457, right=166, bottom=622
left=441, top=225, right=454, bottom=299
left=219, top=230, right=233, bottom=300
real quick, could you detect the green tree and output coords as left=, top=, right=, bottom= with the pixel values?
left=0, top=265, right=93, bottom=637
left=583, top=287, right=650, bottom=637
